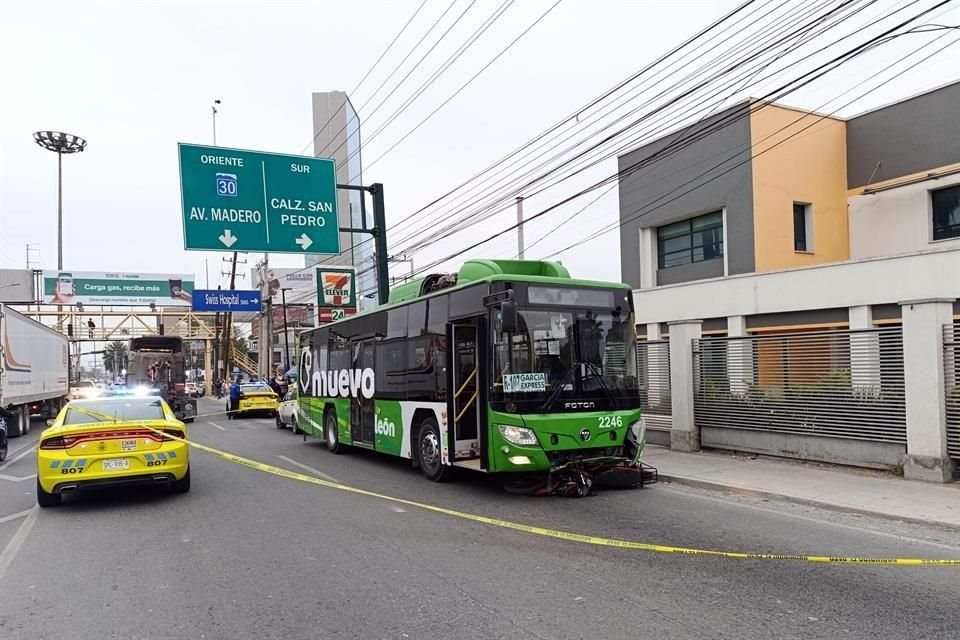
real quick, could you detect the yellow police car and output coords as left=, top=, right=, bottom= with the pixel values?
left=36, top=395, right=190, bottom=507
left=233, top=382, right=280, bottom=418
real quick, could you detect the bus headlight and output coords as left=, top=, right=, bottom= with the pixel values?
left=498, top=424, right=538, bottom=446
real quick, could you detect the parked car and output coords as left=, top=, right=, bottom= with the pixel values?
left=276, top=390, right=301, bottom=434
left=184, top=382, right=200, bottom=398
left=231, top=383, right=279, bottom=418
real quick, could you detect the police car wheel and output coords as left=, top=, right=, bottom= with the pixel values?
left=37, top=478, right=61, bottom=507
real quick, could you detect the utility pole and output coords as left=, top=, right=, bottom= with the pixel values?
left=280, top=287, right=292, bottom=373
left=516, top=196, right=525, bottom=259
left=210, top=99, right=221, bottom=388
left=255, top=256, right=271, bottom=379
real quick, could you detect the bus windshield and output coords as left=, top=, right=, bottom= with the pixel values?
left=492, top=302, right=639, bottom=411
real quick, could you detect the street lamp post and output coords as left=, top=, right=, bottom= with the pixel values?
left=32, top=131, right=87, bottom=272
left=280, top=287, right=292, bottom=373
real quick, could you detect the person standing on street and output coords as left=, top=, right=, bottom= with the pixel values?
left=228, top=377, right=242, bottom=419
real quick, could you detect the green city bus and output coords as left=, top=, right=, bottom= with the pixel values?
left=295, top=259, right=656, bottom=496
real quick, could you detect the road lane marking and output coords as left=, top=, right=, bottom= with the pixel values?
left=658, top=484, right=960, bottom=553
left=0, top=445, right=36, bottom=472
left=0, top=509, right=34, bottom=525
left=0, top=473, right=36, bottom=483
left=276, top=455, right=340, bottom=484
left=206, top=422, right=227, bottom=431
left=143, top=427, right=960, bottom=567
left=0, top=506, right=38, bottom=580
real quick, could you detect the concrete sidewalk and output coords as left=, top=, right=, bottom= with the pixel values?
left=643, top=445, right=960, bottom=528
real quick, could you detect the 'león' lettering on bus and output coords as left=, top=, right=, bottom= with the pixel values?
left=375, top=416, right=396, bottom=438
left=299, top=347, right=375, bottom=399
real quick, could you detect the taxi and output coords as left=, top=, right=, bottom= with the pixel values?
left=36, top=395, right=190, bottom=507
left=235, top=382, right=280, bottom=418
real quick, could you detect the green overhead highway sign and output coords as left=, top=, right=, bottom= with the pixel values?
left=178, top=143, right=340, bottom=254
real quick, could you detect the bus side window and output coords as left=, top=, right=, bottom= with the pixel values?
left=426, top=296, right=449, bottom=396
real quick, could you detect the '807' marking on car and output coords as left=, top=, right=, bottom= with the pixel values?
left=145, top=451, right=177, bottom=467
left=50, top=459, right=88, bottom=474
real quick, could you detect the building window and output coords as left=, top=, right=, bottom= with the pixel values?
left=657, top=211, right=723, bottom=269
left=793, top=202, right=813, bottom=252
left=932, top=185, right=960, bottom=241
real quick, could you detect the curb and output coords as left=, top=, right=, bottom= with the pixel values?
left=659, top=472, right=960, bottom=532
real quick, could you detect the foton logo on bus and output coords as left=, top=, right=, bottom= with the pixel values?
left=299, top=347, right=374, bottom=399
left=321, top=272, right=352, bottom=306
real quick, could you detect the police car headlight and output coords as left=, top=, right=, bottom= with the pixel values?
left=498, top=424, right=538, bottom=446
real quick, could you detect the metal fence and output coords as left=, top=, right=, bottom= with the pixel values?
left=693, top=327, right=907, bottom=443
left=637, top=340, right=672, bottom=431
left=945, top=324, right=960, bottom=461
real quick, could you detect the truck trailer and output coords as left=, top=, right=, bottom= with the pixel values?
left=0, top=304, right=70, bottom=439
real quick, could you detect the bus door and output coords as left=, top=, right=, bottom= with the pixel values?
left=350, top=338, right=376, bottom=446
left=449, top=320, right=482, bottom=462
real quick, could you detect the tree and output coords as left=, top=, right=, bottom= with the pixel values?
left=232, top=330, right=248, bottom=357
left=103, top=341, right=129, bottom=376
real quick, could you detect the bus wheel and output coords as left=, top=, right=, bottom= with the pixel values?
left=417, top=418, right=452, bottom=482
left=325, top=410, right=347, bottom=454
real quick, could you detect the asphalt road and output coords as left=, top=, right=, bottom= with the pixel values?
left=2, top=397, right=960, bottom=639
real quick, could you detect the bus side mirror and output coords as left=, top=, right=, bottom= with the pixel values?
left=501, top=300, right=518, bottom=333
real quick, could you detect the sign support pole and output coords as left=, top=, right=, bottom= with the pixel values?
left=371, top=183, right=389, bottom=305
left=335, top=182, right=389, bottom=306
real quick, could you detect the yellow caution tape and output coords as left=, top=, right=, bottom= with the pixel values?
left=150, top=424, right=960, bottom=566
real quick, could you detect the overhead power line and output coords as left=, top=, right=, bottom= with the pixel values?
left=541, top=29, right=960, bottom=262
left=396, top=2, right=956, bottom=280
left=330, top=0, right=854, bottom=262
left=264, top=0, right=848, bottom=284
left=339, top=0, right=566, bottom=174
left=322, top=0, right=516, bottom=164
left=299, top=0, right=431, bottom=156
left=307, top=0, right=469, bottom=156
left=395, top=0, right=876, bottom=256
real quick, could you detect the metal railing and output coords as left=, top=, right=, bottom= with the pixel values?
left=637, top=340, right=672, bottom=430
left=25, top=309, right=217, bottom=341
left=693, top=327, right=906, bottom=443
left=945, top=324, right=959, bottom=461
left=231, top=345, right=257, bottom=377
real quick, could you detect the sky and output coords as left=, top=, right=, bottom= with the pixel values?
left=2, top=0, right=959, bottom=299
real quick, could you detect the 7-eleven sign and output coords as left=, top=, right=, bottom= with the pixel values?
left=316, top=267, right=357, bottom=309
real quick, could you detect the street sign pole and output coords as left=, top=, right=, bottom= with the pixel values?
left=336, top=182, right=389, bottom=306
left=371, top=184, right=389, bottom=306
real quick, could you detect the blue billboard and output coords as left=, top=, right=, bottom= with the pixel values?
left=192, top=289, right=262, bottom=312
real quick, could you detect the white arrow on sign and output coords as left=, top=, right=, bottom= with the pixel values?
left=295, top=233, right=313, bottom=251
left=219, top=229, right=237, bottom=248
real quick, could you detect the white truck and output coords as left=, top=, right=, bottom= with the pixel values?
left=0, top=304, right=70, bottom=438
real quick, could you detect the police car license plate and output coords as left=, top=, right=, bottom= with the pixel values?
left=102, top=458, right=130, bottom=472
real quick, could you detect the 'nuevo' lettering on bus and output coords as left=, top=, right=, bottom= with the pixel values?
left=300, top=348, right=375, bottom=399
